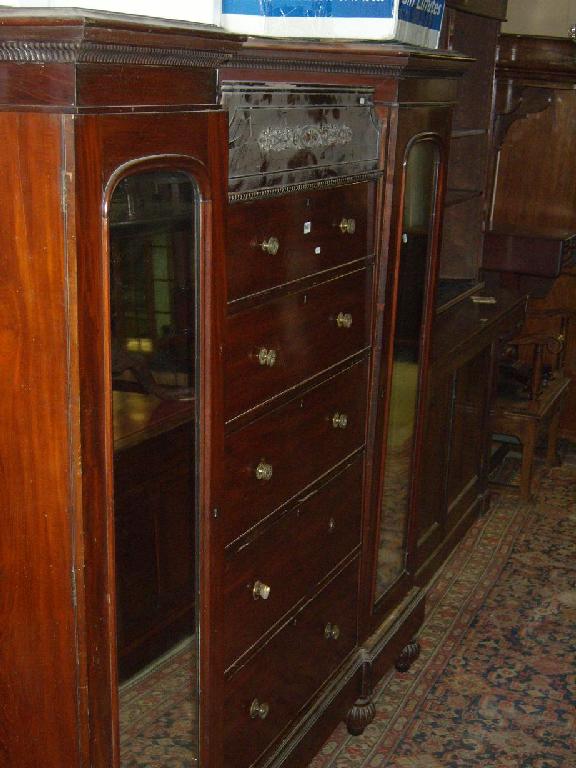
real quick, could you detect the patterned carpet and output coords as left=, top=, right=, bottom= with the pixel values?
left=119, top=638, right=198, bottom=767
left=310, top=447, right=576, bottom=767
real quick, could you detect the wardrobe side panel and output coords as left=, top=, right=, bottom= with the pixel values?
left=0, top=112, right=81, bottom=768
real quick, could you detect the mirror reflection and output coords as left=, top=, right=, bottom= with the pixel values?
left=109, top=169, right=199, bottom=765
left=375, top=140, right=438, bottom=600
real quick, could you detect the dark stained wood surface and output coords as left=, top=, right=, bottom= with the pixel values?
left=224, top=268, right=371, bottom=420
left=223, top=558, right=359, bottom=768
left=227, top=183, right=374, bottom=303
left=414, top=286, right=526, bottom=584
left=224, top=459, right=362, bottom=669
left=222, top=361, right=367, bottom=544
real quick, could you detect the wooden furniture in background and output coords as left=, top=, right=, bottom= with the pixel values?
left=490, top=318, right=571, bottom=499
left=484, top=34, right=576, bottom=441
left=415, top=287, right=526, bottom=583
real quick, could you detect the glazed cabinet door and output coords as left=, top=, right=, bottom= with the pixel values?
left=73, top=110, right=227, bottom=768
left=365, top=106, right=450, bottom=628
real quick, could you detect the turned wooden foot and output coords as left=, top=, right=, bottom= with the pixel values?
left=395, top=640, right=420, bottom=673
left=347, top=660, right=375, bottom=736
left=347, top=695, right=376, bottom=736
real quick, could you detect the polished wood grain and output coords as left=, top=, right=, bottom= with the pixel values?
left=224, top=268, right=370, bottom=420
left=224, top=558, right=359, bottom=768
left=74, top=109, right=229, bottom=768
left=227, top=183, right=374, bottom=303
left=222, top=361, right=367, bottom=544
left=0, top=112, right=82, bottom=768
left=224, top=459, right=362, bottom=669
left=491, top=89, right=576, bottom=234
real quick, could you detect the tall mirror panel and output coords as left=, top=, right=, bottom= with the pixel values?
left=375, top=140, right=439, bottom=601
left=108, top=169, right=200, bottom=765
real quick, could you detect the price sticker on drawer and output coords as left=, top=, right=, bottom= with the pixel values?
left=303, top=221, right=312, bottom=234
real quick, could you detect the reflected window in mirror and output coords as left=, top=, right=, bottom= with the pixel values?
left=108, top=169, right=200, bottom=766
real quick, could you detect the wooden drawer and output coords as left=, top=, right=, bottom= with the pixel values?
left=225, top=268, right=370, bottom=420
left=224, top=460, right=363, bottom=668
left=227, top=183, right=373, bottom=302
left=224, top=558, right=359, bottom=768
left=222, top=361, right=367, bottom=544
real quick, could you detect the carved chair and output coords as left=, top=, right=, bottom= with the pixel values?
left=489, top=310, right=572, bottom=500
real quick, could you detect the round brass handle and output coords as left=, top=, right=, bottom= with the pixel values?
left=339, top=217, right=356, bottom=235
left=328, top=517, right=336, bottom=533
left=336, top=312, right=353, bottom=329
left=250, top=699, right=270, bottom=720
left=258, top=347, right=277, bottom=367
left=324, top=622, right=341, bottom=641
left=252, top=580, right=271, bottom=600
left=332, top=412, right=348, bottom=429
left=255, top=461, right=273, bottom=481
left=261, top=236, right=280, bottom=255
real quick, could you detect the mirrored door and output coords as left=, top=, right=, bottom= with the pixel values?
left=108, top=168, right=200, bottom=766
left=374, top=139, right=440, bottom=602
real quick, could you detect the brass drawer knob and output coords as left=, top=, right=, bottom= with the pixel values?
left=336, top=312, right=353, bottom=329
left=339, top=217, right=356, bottom=235
left=255, top=461, right=273, bottom=481
left=261, top=236, right=280, bottom=255
left=258, top=347, right=277, bottom=367
left=332, top=412, right=348, bottom=429
left=328, top=517, right=336, bottom=533
left=252, top=580, right=271, bottom=600
left=250, top=698, right=270, bottom=720
left=324, top=622, right=341, bottom=641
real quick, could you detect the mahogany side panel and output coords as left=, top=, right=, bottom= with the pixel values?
left=0, top=112, right=81, bottom=767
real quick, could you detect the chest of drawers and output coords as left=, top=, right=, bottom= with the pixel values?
left=219, top=82, right=379, bottom=766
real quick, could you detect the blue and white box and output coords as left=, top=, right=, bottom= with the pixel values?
left=221, top=0, right=445, bottom=48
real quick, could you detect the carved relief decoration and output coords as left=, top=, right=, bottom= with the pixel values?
left=258, top=123, right=353, bottom=154
left=0, top=40, right=231, bottom=68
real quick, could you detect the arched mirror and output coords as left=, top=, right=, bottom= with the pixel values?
left=108, top=168, right=200, bottom=765
left=374, top=139, right=440, bottom=602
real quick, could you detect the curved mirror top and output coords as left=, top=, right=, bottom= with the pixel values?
left=375, top=140, right=439, bottom=602
left=108, top=169, right=200, bottom=766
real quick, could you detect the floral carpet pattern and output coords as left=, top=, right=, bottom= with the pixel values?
left=119, top=639, right=198, bottom=767
left=310, top=448, right=576, bottom=767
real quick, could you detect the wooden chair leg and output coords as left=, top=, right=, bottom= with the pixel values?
left=546, top=408, right=562, bottom=467
left=520, top=427, right=537, bottom=501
